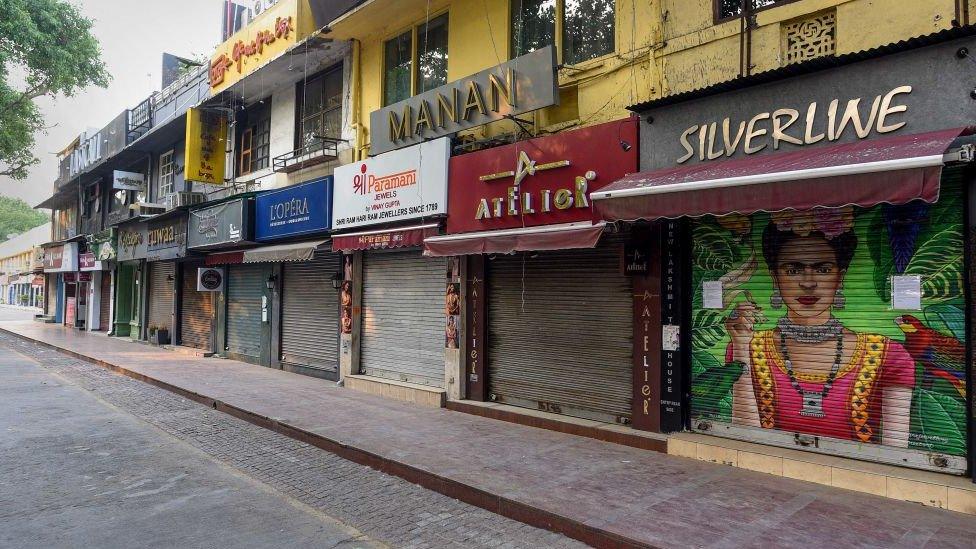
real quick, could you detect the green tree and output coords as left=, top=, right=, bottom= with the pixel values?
left=0, top=0, right=110, bottom=179
left=0, top=196, right=47, bottom=239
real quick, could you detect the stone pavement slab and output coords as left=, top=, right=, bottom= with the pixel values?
left=4, top=321, right=976, bottom=548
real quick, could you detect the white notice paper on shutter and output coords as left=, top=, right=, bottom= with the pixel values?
left=892, top=275, right=922, bottom=310
left=702, top=280, right=724, bottom=309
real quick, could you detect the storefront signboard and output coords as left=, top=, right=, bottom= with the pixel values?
left=254, top=177, right=333, bottom=241
left=147, top=214, right=188, bottom=262
left=43, top=242, right=78, bottom=273
left=188, top=198, right=254, bottom=249
left=185, top=108, right=228, bottom=185
left=197, top=267, right=225, bottom=292
left=446, top=120, right=637, bottom=234
left=639, top=37, right=976, bottom=171
left=92, top=229, right=117, bottom=261
left=117, top=222, right=148, bottom=262
left=113, top=170, right=146, bottom=191
left=332, top=138, right=449, bottom=230
left=370, top=46, right=558, bottom=155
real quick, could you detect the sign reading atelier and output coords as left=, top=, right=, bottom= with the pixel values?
left=332, top=138, right=449, bottom=230
left=185, top=108, right=227, bottom=185
left=446, top=120, right=637, bottom=234
left=254, top=177, right=333, bottom=241
left=369, top=46, right=558, bottom=155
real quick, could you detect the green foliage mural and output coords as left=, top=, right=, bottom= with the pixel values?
left=691, top=181, right=967, bottom=457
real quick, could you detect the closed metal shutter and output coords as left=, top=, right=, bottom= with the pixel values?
left=361, top=251, right=446, bottom=387
left=226, top=263, right=264, bottom=362
left=147, top=262, right=175, bottom=334
left=98, top=271, right=111, bottom=331
left=487, top=237, right=633, bottom=424
left=281, top=251, right=341, bottom=373
left=180, top=263, right=214, bottom=350
left=689, top=173, right=967, bottom=473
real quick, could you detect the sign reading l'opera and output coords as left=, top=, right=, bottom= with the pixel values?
left=369, top=46, right=558, bottom=155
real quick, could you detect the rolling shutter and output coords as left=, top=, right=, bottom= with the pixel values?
left=487, top=237, right=633, bottom=424
left=147, top=262, right=175, bottom=334
left=98, top=271, right=111, bottom=331
left=361, top=251, right=446, bottom=387
left=281, top=251, right=341, bottom=374
left=226, top=264, right=265, bottom=362
left=689, top=173, right=967, bottom=473
left=180, top=262, right=214, bottom=351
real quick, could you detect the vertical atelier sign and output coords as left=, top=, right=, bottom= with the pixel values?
left=660, top=220, right=687, bottom=432
left=466, top=255, right=487, bottom=401
left=631, top=227, right=661, bottom=432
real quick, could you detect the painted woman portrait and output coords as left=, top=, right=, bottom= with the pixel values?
left=724, top=209, right=913, bottom=446
left=691, top=189, right=967, bottom=457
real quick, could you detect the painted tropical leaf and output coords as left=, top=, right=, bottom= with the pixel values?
left=924, top=303, right=966, bottom=341
left=691, top=350, right=739, bottom=421
left=868, top=209, right=896, bottom=301
left=910, top=385, right=967, bottom=456
left=692, top=309, right=727, bottom=351
left=692, top=222, right=738, bottom=273
left=904, top=226, right=964, bottom=301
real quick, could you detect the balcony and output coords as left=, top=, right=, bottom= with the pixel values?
left=273, top=137, right=343, bottom=173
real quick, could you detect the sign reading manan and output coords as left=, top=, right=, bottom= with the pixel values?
left=369, top=47, right=558, bottom=156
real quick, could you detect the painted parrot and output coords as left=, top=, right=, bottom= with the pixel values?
left=895, top=315, right=966, bottom=398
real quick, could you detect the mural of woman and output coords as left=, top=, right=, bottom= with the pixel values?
left=724, top=208, right=915, bottom=446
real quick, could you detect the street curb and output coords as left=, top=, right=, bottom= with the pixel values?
left=0, top=328, right=657, bottom=549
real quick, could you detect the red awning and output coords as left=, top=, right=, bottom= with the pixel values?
left=332, top=223, right=440, bottom=252
left=592, top=127, right=967, bottom=220
left=424, top=222, right=606, bottom=257
left=205, top=251, right=245, bottom=266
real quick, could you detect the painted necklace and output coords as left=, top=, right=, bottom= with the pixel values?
left=778, top=329, right=844, bottom=418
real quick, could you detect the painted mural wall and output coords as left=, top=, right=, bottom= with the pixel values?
left=690, top=180, right=966, bottom=458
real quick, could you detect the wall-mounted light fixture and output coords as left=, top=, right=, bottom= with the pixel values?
left=330, top=272, right=342, bottom=290
left=266, top=273, right=277, bottom=290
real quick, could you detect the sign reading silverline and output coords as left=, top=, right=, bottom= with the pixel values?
left=369, top=46, right=558, bottom=155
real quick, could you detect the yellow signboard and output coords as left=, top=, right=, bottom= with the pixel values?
left=185, top=108, right=227, bottom=185
left=209, top=0, right=315, bottom=95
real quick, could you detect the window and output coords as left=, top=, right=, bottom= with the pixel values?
left=383, top=14, right=449, bottom=106
left=512, top=0, right=614, bottom=64
left=236, top=101, right=272, bottom=175
left=83, top=182, right=100, bottom=218
left=716, top=0, right=796, bottom=21
left=159, top=150, right=175, bottom=198
left=299, top=68, right=343, bottom=149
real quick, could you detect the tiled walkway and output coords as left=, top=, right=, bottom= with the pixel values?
left=3, top=321, right=975, bottom=548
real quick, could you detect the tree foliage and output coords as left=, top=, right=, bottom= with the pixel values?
left=0, top=0, right=110, bottom=179
left=0, top=195, right=47, bottom=239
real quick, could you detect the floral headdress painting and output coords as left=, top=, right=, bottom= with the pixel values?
left=770, top=206, right=855, bottom=239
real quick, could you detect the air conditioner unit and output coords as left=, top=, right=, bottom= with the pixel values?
left=166, top=192, right=206, bottom=209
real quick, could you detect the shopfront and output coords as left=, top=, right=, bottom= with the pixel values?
left=188, top=197, right=266, bottom=364
left=42, top=242, right=79, bottom=327
left=593, top=35, right=976, bottom=474
left=116, top=221, right=148, bottom=339
left=425, top=120, right=639, bottom=423
left=253, top=176, right=338, bottom=379
left=145, top=213, right=188, bottom=345
left=79, top=229, right=117, bottom=332
left=332, top=138, right=450, bottom=392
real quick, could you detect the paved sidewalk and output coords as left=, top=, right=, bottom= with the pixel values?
left=3, top=321, right=976, bottom=548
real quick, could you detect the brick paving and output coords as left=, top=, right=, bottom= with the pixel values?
left=4, top=322, right=976, bottom=548
left=0, top=333, right=581, bottom=549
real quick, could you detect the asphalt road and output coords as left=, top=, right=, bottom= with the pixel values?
left=0, top=344, right=380, bottom=549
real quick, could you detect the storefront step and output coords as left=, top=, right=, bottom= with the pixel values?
left=170, top=345, right=215, bottom=358
left=344, top=375, right=445, bottom=408
left=447, top=400, right=668, bottom=453
left=668, top=432, right=976, bottom=514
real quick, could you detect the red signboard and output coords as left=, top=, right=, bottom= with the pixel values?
left=333, top=224, right=439, bottom=252
left=79, top=252, right=96, bottom=270
left=43, top=245, right=64, bottom=270
left=446, top=118, right=638, bottom=235
left=32, top=275, right=45, bottom=287
left=65, top=297, right=76, bottom=325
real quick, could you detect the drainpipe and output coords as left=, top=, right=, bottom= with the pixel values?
left=350, top=38, right=363, bottom=161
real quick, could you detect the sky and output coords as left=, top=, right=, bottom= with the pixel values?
left=0, top=0, right=222, bottom=208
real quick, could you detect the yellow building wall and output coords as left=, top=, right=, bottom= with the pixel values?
left=333, top=0, right=975, bottom=155
left=332, top=0, right=660, bottom=156
left=658, top=0, right=964, bottom=96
